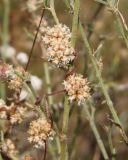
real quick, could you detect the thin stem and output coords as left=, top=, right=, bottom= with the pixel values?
left=83, top=103, right=109, bottom=160
left=2, top=0, right=10, bottom=46
left=44, top=62, right=53, bottom=106
left=108, top=126, right=116, bottom=160
left=25, top=8, right=45, bottom=71
left=79, top=22, right=128, bottom=143
left=71, top=0, right=80, bottom=47
left=0, top=0, right=10, bottom=100
left=0, top=155, right=3, bottom=160
left=60, top=0, right=79, bottom=160
left=43, top=142, right=47, bottom=160
left=114, top=11, right=128, bottom=48
left=79, top=23, right=119, bottom=124
left=60, top=97, right=70, bottom=160
left=99, top=1, right=128, bottom=48
left=50, top=0, right=59, bottom=25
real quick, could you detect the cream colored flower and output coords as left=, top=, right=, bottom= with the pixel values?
left=0, top=139, right=18, bottom=157
left=10, top=106, right=27, bottom=125
left=8, top=76, right=23, bottom=91
left=63, top=73, right=90, bottom=104
left=8, top=67, right=29, bottom=91
left=0, top=99, right=7, bottom=119
left=41, top=24, right=75, bottom=68
left=28, top=118, right=54, bottom=148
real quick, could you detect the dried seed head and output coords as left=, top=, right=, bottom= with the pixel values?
left=41, top=24, right=75, bottom=68
left=28, top=118, right=54, bottom=148
left=63, top=73, right=90, bottom=105
left=0, top=139, right=18, bottom=157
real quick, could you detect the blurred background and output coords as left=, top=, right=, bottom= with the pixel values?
left=0, top=0, right=128, bottom=159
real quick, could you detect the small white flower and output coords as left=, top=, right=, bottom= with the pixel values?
left=28, top=118, right=54, bottom=148
left=16, top=52, right=28, bottom=64
left=30, top=75, right=43, bottom=91
left=41, top=24, right=75, bottom=68
left=0, top=45, right=16, bottom=59
left=63, top=73, right=90, bottom=104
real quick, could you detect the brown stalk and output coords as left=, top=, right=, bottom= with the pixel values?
left=25, top=8, right=46, bottom=71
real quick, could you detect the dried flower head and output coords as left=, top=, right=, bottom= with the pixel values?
left=0, top=139, right=18, bottom=157
left=63, top=73, right=90, bottom=104
left=28, top=118, right=54, bottom=148
left=41, top=24, right=75, bottom=68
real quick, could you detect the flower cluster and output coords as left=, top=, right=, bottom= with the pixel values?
left=9, top=105, right=27, bottom=125
left=28, top=118, right=54, bottom=148
left=0, top=99, right=27, bottom=125
left=41, top=24, right=75, bottom=68
left=63, top=73, right=90, bottom=104
left=0, top=139, right=18, bottom=157
left=0, top=99, right=8, bottom=119
left=0, top=62, right=29, bottom=91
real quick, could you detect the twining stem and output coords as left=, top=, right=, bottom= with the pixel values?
left=83, top=102, right=109, bottom=160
